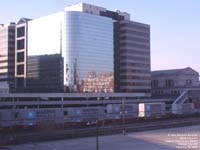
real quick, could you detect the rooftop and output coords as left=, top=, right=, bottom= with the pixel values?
left=0, top=22, right=16, bottom=28
left=151, top=67, right=199, bottom=76
left=64, top=2, right=130, bottom=20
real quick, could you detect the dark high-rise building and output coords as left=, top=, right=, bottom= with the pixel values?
left=99, top=6, right=151, bottom=94
left=0, top=23, right=16, bottom=93
left=115, top=21, right=151, bottom=93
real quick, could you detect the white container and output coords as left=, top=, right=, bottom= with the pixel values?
left=139, top=103, right=166, bottom=117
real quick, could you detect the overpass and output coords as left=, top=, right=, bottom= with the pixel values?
left=0, top=93, right=173, bottom=109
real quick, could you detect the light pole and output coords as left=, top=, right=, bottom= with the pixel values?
left=96, top=119, right=99, bottom=150
left=96, top=97, right=100, bottom=150
left=85, top=120, right=99, bottom=150
left=120, top=98, right=127, bottom=135
left=86, top=97, right=100, bottom=150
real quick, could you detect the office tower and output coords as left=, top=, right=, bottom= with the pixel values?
left=65, top=3, right=151, bottom=94
left=115, top=21, right=151, bottom=93
left=17, top=5, right=114, bottom=93
left=0, top=23, right=16, bottom=93
left=14, top=2, right=151, bottom=94
left=95, top=3, right=151, bottom=94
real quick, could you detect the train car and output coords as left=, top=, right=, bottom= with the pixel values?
left=16, top=109, right=37, bottom=128
left=139, top=103, right=166, bottom=117
left=64, top=107, right=105, bottom=123
left=36, top=109, right=63, bottom=123
left=0, top=110, right=16, bottom=128
left=1, top=109, right=64, bottom=130
left=106, top=104, right=138, bottom=119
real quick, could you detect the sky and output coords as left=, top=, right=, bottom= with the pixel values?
left=1, top=0, right=200, bottom=72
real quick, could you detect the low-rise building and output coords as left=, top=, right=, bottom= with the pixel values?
left=151, top=67, right=200, bottom=97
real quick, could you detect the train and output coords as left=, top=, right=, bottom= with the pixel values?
left=0, top=102, right=198, bottom=131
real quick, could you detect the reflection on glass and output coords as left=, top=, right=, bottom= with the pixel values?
left=78, top=71, right=114, bottom=93
left=27, top=11, right=114, bottom=93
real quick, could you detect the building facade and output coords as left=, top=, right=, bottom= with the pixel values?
left=25, top=9, right=114, bottom=93
left=63, top=11, right=114, bottom=93
left=25, top=54, right=64, bottom=93
left=64, top=3, right=151, bottom=94
left=13, top=2, right=151, bottom=94
left=151, top=67, right=200, bottom=97
left=15, top=18, right=30, bottom=90
left=115, top=21, right=151, bottom=93
left=0, top=23, right=16, bottom=93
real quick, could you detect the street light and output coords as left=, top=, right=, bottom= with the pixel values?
left=96, top=119, right=99, bottom=150
left=96, top=97, right=100, bottom=150
left=120, top=98, right=127, bottom=135
left=86, top=119, right=99, bottom=150
left=85, top=96, right=100, bottom=150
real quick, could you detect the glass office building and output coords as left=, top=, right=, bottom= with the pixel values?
left=15, top=3, right=150, bottom=94
left=27, top=11, right=114, bottom=93
left=63, top=12, right=113, bottom=92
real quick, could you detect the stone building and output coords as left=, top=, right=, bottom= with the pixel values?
left=151, top=67, right=200, bottom=97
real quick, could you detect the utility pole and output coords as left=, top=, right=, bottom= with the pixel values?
left=96, top=97, right=100, bottom=150
left=96, top=120, right=99, bottom=150
left=122, top=98, right=126, bottom=135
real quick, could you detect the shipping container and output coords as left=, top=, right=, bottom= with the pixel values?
left=106, top=104, right=138, bottom=119
left=0, top=110, right=16, bottom=127
left=65, top=107, right=105, bottom=122
left=139, top=103, right=166, bottom=117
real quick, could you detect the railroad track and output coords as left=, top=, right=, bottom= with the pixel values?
left=1, top=117, right=200, bottom=145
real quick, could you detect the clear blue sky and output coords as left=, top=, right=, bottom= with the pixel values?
left=1, top=0, right=200, bottom=72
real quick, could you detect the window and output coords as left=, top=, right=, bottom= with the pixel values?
left=17, top=39, right=25, bottom=50
left=17, top=52, right=24, bottom=62
left=165, top=79, right=174, bottom=87
left=152, top=80, right=159, bottom=88
left=17, top=64, right=24, bottom=75
left=17, top=26, right=25, bottom=37
left=186, top=79, right=192, bottom=85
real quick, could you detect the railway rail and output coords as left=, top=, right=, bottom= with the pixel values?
left=1, top=116, right=200, bottom=146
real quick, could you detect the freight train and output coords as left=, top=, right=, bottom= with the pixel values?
left=0, top=102, right=198, bottom=131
